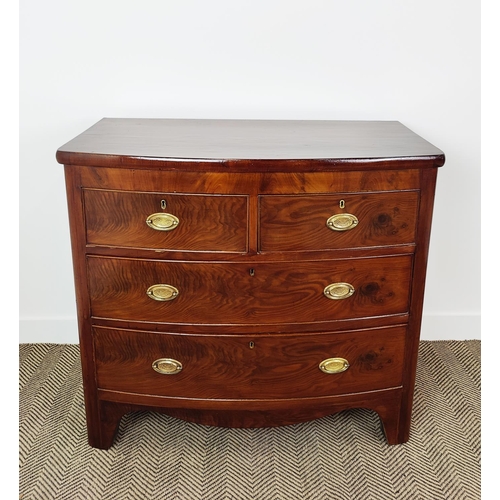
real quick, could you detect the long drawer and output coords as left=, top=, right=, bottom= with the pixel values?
left=87, top=255, right=413, bottom=325
left=93, top=325, right=407, bottom=399
left=83, top=189, right=249, bottom=252
left=259, top=191, right=419, bottom=252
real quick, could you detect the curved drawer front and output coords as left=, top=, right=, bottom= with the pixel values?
left=259, top=191, right=418, bottom=252
left=83, top=189, right=248, bottom=252
left=93, top=326, right=406, bottom=399
left=87, top=255, right=412, bottom=325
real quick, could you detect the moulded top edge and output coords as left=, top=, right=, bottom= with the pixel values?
left=56, top=118, right=445, bottom=168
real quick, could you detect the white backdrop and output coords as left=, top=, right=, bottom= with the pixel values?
left=19, top=0, right=480, bottom=342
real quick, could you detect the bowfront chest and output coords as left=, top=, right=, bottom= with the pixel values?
left=57, top=119, right=444, bottom=449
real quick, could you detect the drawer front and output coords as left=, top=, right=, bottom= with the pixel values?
left=259, top=191, right=418, bottom=252
left=88, top=255, right=412, bottom=325
left=93, top=326, right=406, bottom=399
left=83, top=189, right=248, bottom=252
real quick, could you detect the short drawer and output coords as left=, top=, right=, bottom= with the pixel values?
left=87, top=255, right=412, bottom=325
left=259, top=191, right=418, bottom=252
left=93, top=325, right=406, bottom=399
left=83, top=189, right=248, bottom=252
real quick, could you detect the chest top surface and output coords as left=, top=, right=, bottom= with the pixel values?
left=56, top=118, right=444, bottom=170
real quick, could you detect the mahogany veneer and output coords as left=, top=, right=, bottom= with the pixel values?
left=57, top=118, right=444, bottom=449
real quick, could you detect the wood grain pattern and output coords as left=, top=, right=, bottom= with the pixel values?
left=56, top=119, right=445, bottom=171
left=84, top=189, right=248, bottom=252
left=93, top=325, right=406, bottom=399
left=258, top=170, right=421, bottom=194
left=87, top=255, right=413, bottom=325
left=259, top=191, right=418, bottom=251
left=78, top=166, right=420, bottom=193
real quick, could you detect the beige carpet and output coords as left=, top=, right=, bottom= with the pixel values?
left=19, top=341, right=480, bottom=500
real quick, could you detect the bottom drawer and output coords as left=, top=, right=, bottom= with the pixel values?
left=93, top=326, right=406, bottom=400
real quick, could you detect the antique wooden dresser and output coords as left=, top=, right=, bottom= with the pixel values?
left=57, top=119, right=444, bottom=449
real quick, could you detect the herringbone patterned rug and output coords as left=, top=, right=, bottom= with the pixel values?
left=19, top=341, right=480, bottom=500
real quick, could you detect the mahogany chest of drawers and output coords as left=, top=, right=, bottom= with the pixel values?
left=57, top=119, right=444, bottom=449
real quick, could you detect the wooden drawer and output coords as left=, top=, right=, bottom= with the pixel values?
left=93, top=326, right=406, bottom=399
left=88, top=255, right=412, bottom=325
left=259, top=191, right=418, bottom=252
left=83, top=189, right=248, bottom=252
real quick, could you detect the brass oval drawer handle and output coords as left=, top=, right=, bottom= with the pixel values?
left=146, top=212, right=179, bottom=231
left=146, top=284, right=179, bottom=301
left=326, top=213, right=358, bottom=231
left=152, top=358, right=183, bottom=375
left=324, top=282, right=355, bottom=300
left=319, top=357, right=350, bottom=374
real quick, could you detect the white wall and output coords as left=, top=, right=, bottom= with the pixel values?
left=19, top=0, right=480, bottom=342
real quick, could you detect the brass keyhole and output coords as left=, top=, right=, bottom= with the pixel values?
left=339, top=199, right=345, bottom=209
left=249, top=341, right=255, bottom=349
left=161, top=199, right=167, bottom=209
left=249, top=268, right=255, bottom=276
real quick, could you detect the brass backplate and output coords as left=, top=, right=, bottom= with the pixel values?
left=152, top=358, right=183, bottom=375
left=324, top=282, right=355, bottom=300
left=326, top=213, right=358, bottom=231
left=146, top=284, right=179, bottom=301
left=319, top=357, right=350, bottom=374
left=146, top=212, right=179, bottom=231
